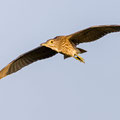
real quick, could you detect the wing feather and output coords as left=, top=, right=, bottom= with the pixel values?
left=0, top=46, right=57, bottom=79
left=68, top=25, right=120, bottom=45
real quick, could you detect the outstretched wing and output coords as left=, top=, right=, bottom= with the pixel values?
left=68, top=25, right=120, bottom=45
left=0, top=46, right=57, bottom=79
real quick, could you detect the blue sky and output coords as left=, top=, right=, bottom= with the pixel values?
left=0, top=0, right=120, bottom=120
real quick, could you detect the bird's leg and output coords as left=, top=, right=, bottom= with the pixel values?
left=73, top=54, right=85, bottom=63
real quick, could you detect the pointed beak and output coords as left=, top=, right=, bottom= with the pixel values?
left=41, top=43, right=46, bottom=46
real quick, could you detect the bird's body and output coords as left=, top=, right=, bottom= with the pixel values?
left=0, top=25, right=120, bottom=79
left=43, top=36, right=79, bottom=57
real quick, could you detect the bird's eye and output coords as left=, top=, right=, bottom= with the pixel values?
left=50, top=40, right=54, bottom=44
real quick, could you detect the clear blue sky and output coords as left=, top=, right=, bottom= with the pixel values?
left=0, top=0, right=120, bottom=120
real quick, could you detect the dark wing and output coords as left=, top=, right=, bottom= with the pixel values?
left=67, top=25, right=120, bottom=45
left=0, top=46, right=57, bottom=79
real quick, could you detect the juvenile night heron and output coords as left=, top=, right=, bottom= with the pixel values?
left=0, top=25, right=120, bottom=79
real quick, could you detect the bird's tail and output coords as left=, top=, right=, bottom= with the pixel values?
left=64, top=55, right=71, bottom=59
left=77, top=48, right=87, bottom=54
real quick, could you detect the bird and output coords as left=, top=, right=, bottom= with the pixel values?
left=0, top=25, right=120, bottom=79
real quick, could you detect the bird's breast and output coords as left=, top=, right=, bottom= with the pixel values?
left=59, top=41, right=76, bottom=57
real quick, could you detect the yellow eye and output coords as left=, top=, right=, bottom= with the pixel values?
left=50, top=40, right=54, bottom=44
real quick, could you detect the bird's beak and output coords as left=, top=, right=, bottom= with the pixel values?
left=41, top=43, right=46, bottom=46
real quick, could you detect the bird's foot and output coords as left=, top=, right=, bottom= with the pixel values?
left=73, top=54, right=85, bottom=63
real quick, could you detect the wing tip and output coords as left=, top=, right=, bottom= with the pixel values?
left=0, top=62, right=12, bottom=80
left=0, top=72, right=7, bottom=80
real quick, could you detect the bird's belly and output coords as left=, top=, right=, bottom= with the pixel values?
left=60, top=46, right=76, bottom=57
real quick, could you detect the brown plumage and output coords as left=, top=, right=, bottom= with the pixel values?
left=0, top=25, right=120, bottom=79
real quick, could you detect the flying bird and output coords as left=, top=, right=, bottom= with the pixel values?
left=0, top=25, right=120, bottom=79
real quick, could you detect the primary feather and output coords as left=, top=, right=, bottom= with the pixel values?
left=68, top=25, right=120, bottom=45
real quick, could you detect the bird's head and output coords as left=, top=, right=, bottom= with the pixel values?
left=41, top=36, right=63, bottom=52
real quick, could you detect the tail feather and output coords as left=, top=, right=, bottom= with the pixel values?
left=64, top=55, right=70, bottom=59
left=77, top=48, right=87, bottom=54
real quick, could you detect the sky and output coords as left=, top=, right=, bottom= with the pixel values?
left=0, top=0, right=120, bottom=120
